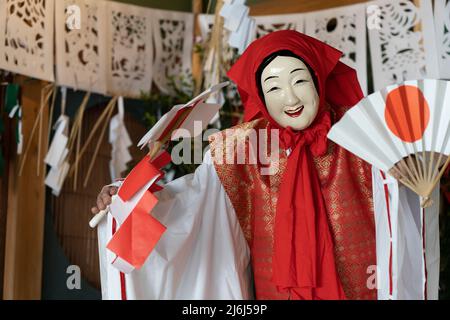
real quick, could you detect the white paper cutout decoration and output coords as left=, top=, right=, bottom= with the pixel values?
left=368, top=0, right=439, bottom=91
left=253, top=13, right=304, bottom=39
left=55, top=0, right=107, bottom=94
left=109, top=97, right=132, bottom=181
left=0, top=0, right=55, bottom=82
left=105, top=2, right=154, bottom=99
left=45, top=114, right=70, bottom=196
left=434, top=0, right=450, bottom=79
left=305, top=4, right=367, bottom=94
left=152, top=9, right=194, bottom=95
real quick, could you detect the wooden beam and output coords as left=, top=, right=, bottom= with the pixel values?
left=249, top=0, right=368, bottom=15
left=3, top=76, right=49, bottom=300
left=0, top=73, right=14, bottom=300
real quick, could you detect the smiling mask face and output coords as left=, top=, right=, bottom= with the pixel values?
left=260, top=56, right=319, bottom=130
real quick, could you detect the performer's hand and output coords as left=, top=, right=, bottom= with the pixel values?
left=91, top=185, right=118, bottom=214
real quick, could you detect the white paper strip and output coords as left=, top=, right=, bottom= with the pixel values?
left=45, top=161, right=70, bottom=197
left=0, top=0, right=55, bottom=81
left=304, top=3, right=368, bottom=94
left=55, top=0, right=108, bottom=94
left=198, top=14, right=215, bottom=42
left=109, top=97, right=133, bottom=181
left=368, top=0, right=439, bottom=91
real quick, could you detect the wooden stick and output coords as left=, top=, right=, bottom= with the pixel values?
left=37, top=86, right=55, bottom=176
left=73, top=100, right=85, bottom=190
left=69, top=96, right=117, bottom=176
left=426, top=154, right=450, bottom=199
left=46, top=85, right=57, bottom=148
left=67, top=92, right=90, bottom=153
left=18, top=86, right=54, bottom=176
left=83, top=97, right=117, bottom=187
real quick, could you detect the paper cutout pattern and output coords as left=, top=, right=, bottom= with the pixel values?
left=105, top=2, right=154, bottom=98
left=152, top=9, right=194, bottom=95
left=0, top=0, right=55, bottom=82
left=253, top=13, right=304, bottom=39
left=305, top=4, right=367, bottom=93
left=434, top=0, right=450, bottom=79
left=368, top=0, right=439, bottom=91
left=55, top=0, right=107, bottom=94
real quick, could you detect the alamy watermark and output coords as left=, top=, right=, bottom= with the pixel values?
left=170, top=121, right=281, bottom=176
left=66, top=5, right=81, bottom=31
left=66, top=265, right=81, bottom=290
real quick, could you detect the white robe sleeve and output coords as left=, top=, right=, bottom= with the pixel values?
left=372, top=168, right=440, bottom=300
left=97, top=150, right=253, bottom=300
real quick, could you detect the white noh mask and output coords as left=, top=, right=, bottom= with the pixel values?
left=260, top=56, right=319, bottom=131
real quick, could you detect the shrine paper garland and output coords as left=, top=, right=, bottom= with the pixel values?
left=0, top=0, right=55, bottom=82
left=1, top=0, right=447, bottom=99
left=367, top=0, right=439, bottom=91
left=304, top=3, right=368, bottom=94
left=55, top=0, right=107, bottom=95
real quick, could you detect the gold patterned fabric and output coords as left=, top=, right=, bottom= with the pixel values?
left=209, top=116, right=377, bottom=300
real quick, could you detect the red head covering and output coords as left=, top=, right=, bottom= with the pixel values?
left=227, top=30, right=364, bottom=300
left=227, top=29, right=363, bottom=122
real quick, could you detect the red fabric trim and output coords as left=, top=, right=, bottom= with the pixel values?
left=112, top=218, right=127, bottom=301
left=380, top=171, right=393, bottom=298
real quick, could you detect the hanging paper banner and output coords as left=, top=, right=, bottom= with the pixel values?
left=105, top=2, right=154, bottom=99
left=253, top=13, right=304, bottom=39
left=434, top=0, right=450, bottom=79
left=367, top=0, right=439, bottom=91
left=152, top=9, right=194, bottom=95
left=0, top=0, right=55, bottom=82
left=55, top=0, right=108, bottom=94
left=304, top=3, right=368, bottom=94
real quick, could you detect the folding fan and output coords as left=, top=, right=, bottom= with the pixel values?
left=328, top=79, right=450, bottom=207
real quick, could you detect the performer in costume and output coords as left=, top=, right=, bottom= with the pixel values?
left=95, top=30, right=439, bottom=300
left=213, top=30, right=375, bottom=299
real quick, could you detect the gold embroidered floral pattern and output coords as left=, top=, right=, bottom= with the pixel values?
left=209, top=115, right=376, bottom=300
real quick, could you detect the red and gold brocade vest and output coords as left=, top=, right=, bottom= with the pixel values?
left=208, top=114, right=377, bottom=300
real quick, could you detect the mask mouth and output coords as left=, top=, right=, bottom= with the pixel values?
left=284, top=105, right=304, bottom=118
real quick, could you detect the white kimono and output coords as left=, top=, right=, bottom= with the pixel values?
left=97, top=150, right=253, bottom=300
left=97, top=151, right=440, bottom=300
